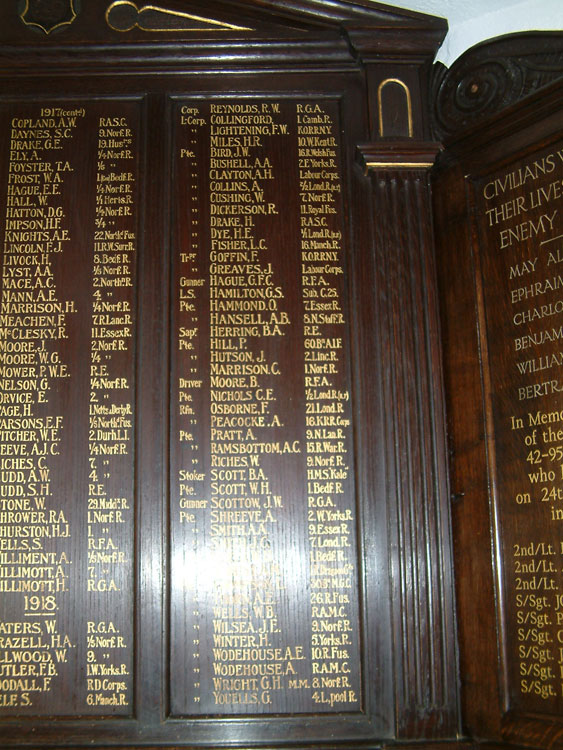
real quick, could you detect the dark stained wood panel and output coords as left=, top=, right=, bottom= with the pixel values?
left=432, top=64, right=563, bottom=748
left=0, top=98, right=141, bottom=716
left=169, top=96, right=361, bottom=716
left=365, top=158, right=457, bottom=738
left=0, top=0, right=458, bottom=746
left=473, top=141, right=563, bottom=714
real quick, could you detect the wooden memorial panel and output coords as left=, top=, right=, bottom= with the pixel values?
left=169, top=96, right=361, bottom=716
left=0, top=0, right=457, bottom=746
left=433, top=61, right=563, bottom=746
left=474, top=141, right=563, bottom=713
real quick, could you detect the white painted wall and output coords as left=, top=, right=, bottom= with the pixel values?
left=384, top=0, right=563, bottom=66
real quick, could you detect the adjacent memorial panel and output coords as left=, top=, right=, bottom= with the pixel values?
left=0, top=100, right=140, bottom=715
left=169, top=97, right=362, bottom=715
left=475, top=140, right=563, bottom=713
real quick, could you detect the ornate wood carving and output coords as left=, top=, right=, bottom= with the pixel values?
left=431, top=33, right=563, bottom=142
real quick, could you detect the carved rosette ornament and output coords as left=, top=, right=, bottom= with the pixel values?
left=431, top=33, right=563, bottom=141
left=20, top=0, right=77, bottom=34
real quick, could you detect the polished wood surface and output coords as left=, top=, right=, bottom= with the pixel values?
left=433, top=74, right=563, bottom=747
left=0, top=1, right=458, bottom=747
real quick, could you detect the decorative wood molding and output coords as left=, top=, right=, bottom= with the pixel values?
left=4, top=0, right=447, bottom=71
left=431, top=32, right=563, bottom=142
left=343, top=23, right=447, bottom=63
left=357, top=142, right=442, bottom=173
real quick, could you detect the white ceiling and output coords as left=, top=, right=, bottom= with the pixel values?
left=383, top=0, right=563, bottom=66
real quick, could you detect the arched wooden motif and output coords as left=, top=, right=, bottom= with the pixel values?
left=378, top=78, right=413, bottom=138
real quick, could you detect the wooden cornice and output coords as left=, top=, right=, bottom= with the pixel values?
left=1, top=0, right=447, bottom=71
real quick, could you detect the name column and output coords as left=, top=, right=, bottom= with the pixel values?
left=297, top=102, right=359, bottom=710
left=0, top=107, right=82, bottom=711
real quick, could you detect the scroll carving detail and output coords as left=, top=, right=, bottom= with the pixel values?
left=431, top=33, right=563, bottom=141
